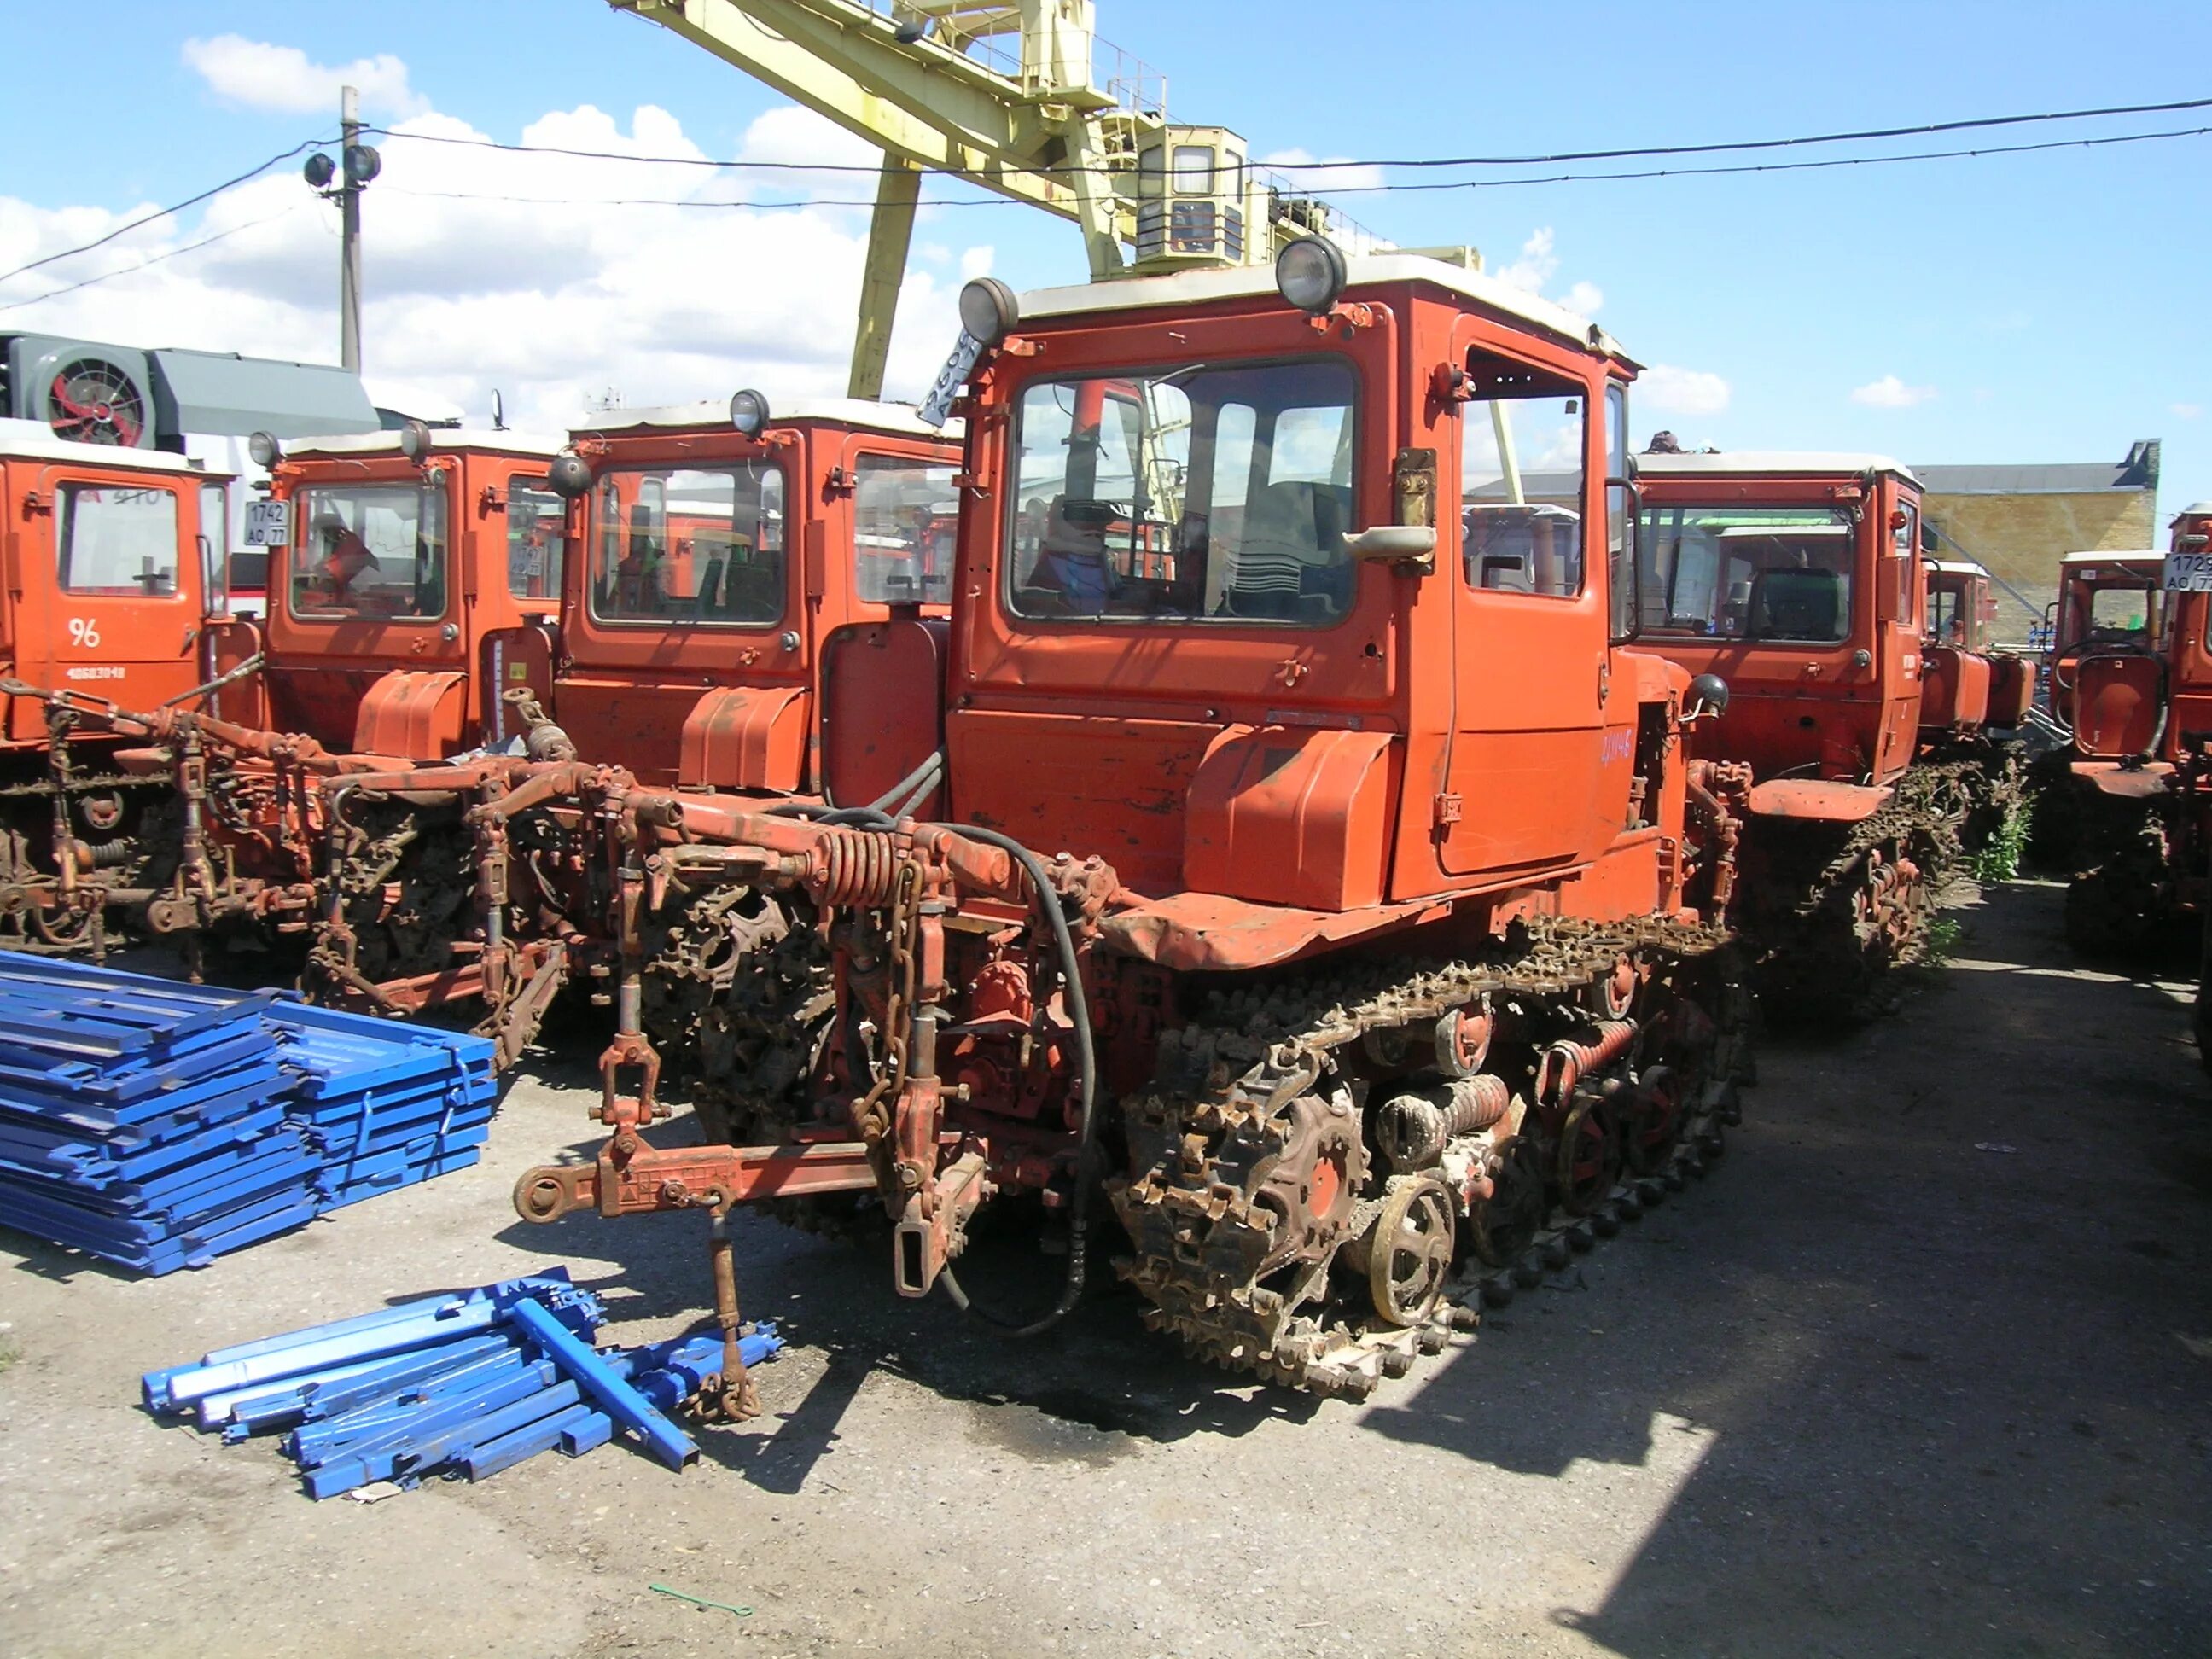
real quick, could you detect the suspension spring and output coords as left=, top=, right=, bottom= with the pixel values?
left=815, top=828, right=902, bottom=907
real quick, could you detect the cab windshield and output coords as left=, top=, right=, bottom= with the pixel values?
left=2060, top=578, right=2159, bottom=653
left=590, top=462, right=785, bottom=626
left=1004, top=358, right=1356, bottom=625
left=291, top=481, right=449, bottom=620
left=1636, top=502, right=1857, bottom=643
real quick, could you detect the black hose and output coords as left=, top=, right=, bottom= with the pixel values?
left=926, top=821, right=1097, bottom=1337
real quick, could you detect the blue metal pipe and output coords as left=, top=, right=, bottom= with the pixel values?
left=506, top=1296, right=699, bottom=1471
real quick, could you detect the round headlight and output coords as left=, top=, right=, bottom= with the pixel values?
left=1275, top=236, right=1348, bottom=315
left=730, top=388, right=771, bottom=437
left=398, top=419, right=434, bottom=464
left=302, top=153, right=335, bottom=190
left=958, top=276, right=1019, bottom=346
left=343, top=143, right=382, bottom=187
left=546, top=451, right=593, bottom=500
left=247, top=430, right=282, bottom=469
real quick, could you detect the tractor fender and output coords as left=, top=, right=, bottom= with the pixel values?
left=2072, top=760, right=2174, bottom=800
left=1746, top=777, right=1892, bottom=824
left=678, top=684, right=807, bottom=793
left=352, top=670, right=468, bottom=760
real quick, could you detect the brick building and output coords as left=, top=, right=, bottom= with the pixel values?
left=1916, top=441, right=2160, bottom=646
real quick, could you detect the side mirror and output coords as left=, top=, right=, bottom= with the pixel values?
left=1342, top=525, right=1436, bottom=565
left=1686, top=672, right=1730, bottom=721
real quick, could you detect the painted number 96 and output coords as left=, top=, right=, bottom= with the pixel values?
left=67, top=617, right=101, bottom=649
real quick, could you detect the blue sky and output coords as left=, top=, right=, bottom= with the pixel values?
left=1, top=1, right=2205, bottom=513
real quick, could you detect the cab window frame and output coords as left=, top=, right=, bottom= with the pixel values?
left=57, top=480, right=185, bottom=600
left=1457, top=345, right=1592, bottom=603
left=584, top=459, right=790, bottom=631
left=286, top=474, right=455, bottom=626
left=998, top=351, right=1365, bottom=633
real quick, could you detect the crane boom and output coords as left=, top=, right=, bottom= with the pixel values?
left=610, top=0, right=1383, bottom=397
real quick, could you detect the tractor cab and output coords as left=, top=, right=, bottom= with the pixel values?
left=1920, top=558, right=2026, bottom=735
left=1635, top=453, right=1925, bottom=793
left=238, top=425, right=566, bottom=760
left=2050, top=550, right=2163, bottom=739
left=917, top=244, right=1703, bottom=946
left=546, top=394, right=960, bottom=795
left=0, top=417, right=237, bottom=752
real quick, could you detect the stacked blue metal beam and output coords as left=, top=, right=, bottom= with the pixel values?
left=144, top=1269, right=783, bottom=1495
left=0, top=952, right=502, bottom=1273
left=271, top=1002, right=499, bottom=1214
left=0, top=958, right=315, bottom=1273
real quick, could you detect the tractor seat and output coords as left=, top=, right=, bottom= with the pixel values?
left=1747, top=568, right=1843, bottom=642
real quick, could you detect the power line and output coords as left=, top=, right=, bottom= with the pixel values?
left=0, top=137, right=334, bottom=287
left=1318, top=122, right=2212, bottom=194
left=0, top=207, right=309, bottom=316
left=376, top=123, right=2212, bottom=210
left=360, top=91, right=2212, bottom=178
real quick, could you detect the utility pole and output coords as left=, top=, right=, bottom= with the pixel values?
left=302, top=90, right=380, bottom=373
left=339, top=84, right=363, bottom=374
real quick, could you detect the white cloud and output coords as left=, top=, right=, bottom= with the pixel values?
left=1488, top=228, right=1602, bottom=316
left=1639, top=364, right=1731, bottom=416
left=2174, top=402, right=2204, bottom=421
left=0, top=92, right=992, bottom=435
left=1850, top=375, right=1937, bottom=409
left=1257, top=148, right=1388, bottom=196
left=183, top=35, right=429, bottom=119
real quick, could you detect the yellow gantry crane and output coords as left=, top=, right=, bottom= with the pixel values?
left=608, top=0, right=1378, bottom=397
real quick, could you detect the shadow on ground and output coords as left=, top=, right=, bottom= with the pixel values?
left=1362, top=880, right=2212, bottom=1656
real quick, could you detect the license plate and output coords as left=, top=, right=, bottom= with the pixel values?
left=2163, top=551, right=2212, bottom=591
left=245, top=499, right=290, bottom=547
left=918, top=329, right=983, bottom=429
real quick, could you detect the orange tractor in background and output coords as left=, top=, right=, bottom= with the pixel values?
left=0, top=418, right=247, bottom=952
left=512, top=243, right=1755, bottom=1405
left=1632, top=452, right=2018, bottom=1010
left=2027, top=548, right=2166, bottom=888
left=304, top=395, right=962, bottom=1068
left=1924, top=557, right=2036, bottom=736
left=2052, top=508, right=2212, bottom=956
left=28, top=423, right=575, bottom=974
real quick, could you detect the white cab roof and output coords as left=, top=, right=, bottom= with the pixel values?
left=2060, top=550, right=2160, bottom=568
left=2177, top=502, right=2212, bottom=517
left=1929, top=559, right=1989, bottom=577
left=1638, top=451, right=1920, bottom=485
left=285, top=428, right=562, bottom=461
left=575, top=397, right=960, bottom=442
left=0, top=417, right=229, bottom=477
left=1016, top=251, right=1632, bottom=364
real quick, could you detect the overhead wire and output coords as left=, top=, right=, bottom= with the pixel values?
left=355, top=91, right=2212, bottom=178
left=0, top=136, right=335, bottom=287
left=0, top=206, right=311, bottom=316
left=374, top=123, right=2212, bottom=211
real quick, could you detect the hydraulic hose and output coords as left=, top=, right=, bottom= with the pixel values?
left=754, top=794, right=1097, bottom=1333
left=927, top=819, right=1097, bottom=1337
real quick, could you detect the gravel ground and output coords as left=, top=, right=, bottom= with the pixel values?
left=3, top=877, right=2209, bottom=1658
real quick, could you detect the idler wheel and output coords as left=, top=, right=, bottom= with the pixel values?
left=1556, top=1095, right=1622, bottom=1215
left=1359, top=1176, right=1456, bottom=1328
left=1621, top=1064, right=1685, bottom=1178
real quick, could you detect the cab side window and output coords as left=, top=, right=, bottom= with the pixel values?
left=1460, top=349, right=1586, bottom=599
left=1892, top=504, right=1918, bottom=627
left=60, top=484, right=179, bottom=597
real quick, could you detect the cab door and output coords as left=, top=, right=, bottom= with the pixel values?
left=1438, top=328, right=1612, bottom=878
left=24, top=464, right=200, bottom=712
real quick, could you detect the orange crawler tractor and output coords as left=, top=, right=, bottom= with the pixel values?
left=1633, top=452, right=2018, bottom=1009
left=515, top=243, right=1754, bottom=1402
left=0, top=418, right=246, bottom=952
left=2053, top=507, right=2212, bottom=956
